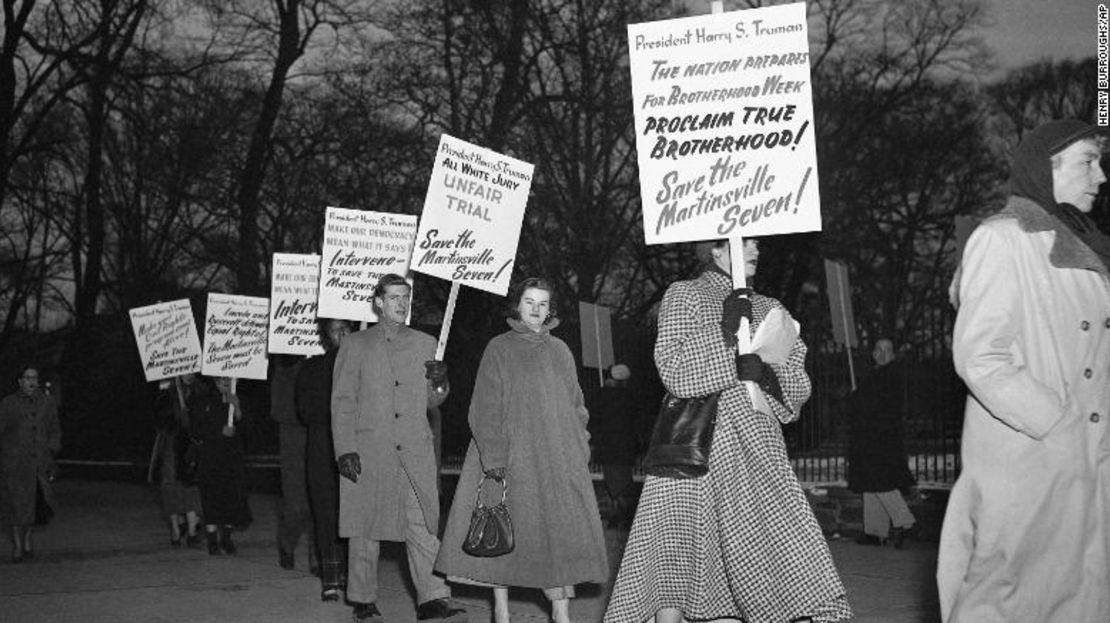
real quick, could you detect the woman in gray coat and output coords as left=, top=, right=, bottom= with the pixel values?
left=0, top=364, right=61, bottom=562
left=436, top=277, right=607, bottom=623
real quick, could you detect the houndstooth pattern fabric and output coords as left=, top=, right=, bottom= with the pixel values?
left=604, top=270, right=851, bottom=623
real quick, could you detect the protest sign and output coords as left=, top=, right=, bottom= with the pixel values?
left=269, top=253, right=325, bottom=356
left=201, top=293, right=270, bottom=380
left=628, top=2, right=819, bottom=245
left=410, top=134, right=535, bottom=297
left=318, top=207, right=418, bottom=323
left=129, top=299, right=202, bottom=382
left=824, top=258, right=858, bottom=389
left=579, top=302, right=615, bottom=387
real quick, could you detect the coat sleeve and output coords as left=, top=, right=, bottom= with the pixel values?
left=953, top=222, right=1067, bottom=439
left=763, top=306, right=811, bottom=424
left=654, top=281, right=742, bottom=399
left=331, top=338, right=361, bottom=457
left=468, top=341, right=509, bottom=471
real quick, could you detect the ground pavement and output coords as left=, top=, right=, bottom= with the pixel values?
left=0, top=479, right=942, bottom=622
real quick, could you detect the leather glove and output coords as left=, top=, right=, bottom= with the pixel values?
left=424, top=360, right=448, bottom=383
left=483, top=467, right=506, bottom=481
left=720, top=289, right=752, bottom=347
left=737, top=353, right=764, bottom=382
left=337, top=452, right=362, bottom=483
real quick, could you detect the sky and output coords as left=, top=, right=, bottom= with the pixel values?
left=981, top=0, right=1097, bottom=70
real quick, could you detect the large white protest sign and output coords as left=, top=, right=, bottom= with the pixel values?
left=269, top=253, right=325, bottom=356
left=318, top=207, right=418, bottom=323
left=129, top=299, right=203, bottom=382
left=628, top=2, right=820, bottom=245
left=202, top=293, right=270, bottom=380
left=410, top=134, right=535, bottom=297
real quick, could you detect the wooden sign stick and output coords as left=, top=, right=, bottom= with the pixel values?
left=434, top=281, right=461, bottom=361
left=226, top=377, right=238, bottom=427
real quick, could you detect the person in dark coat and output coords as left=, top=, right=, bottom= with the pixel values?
left=296, top=318, right=353, bottom=601
left=590, top=363, right=637, bottom=529
left=272, top=355, right=312, bottom=570
left=153, top=377, right=202, bottom=548
left=847, top=338, right=917, bottom=547
left=0, top=364, right=61, bottom=562
left=187, top=374, right=252, bottom=555
left=436, top=277, right=608, bottom=623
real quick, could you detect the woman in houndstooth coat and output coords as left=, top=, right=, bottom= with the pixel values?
left=604, top=239, right=851, bottom=623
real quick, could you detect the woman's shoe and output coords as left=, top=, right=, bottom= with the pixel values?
left=10, top=551, right=23, bottom=563
left=321, top=587, right=341, bottom=602
left=186, top=533, right=200, bottom=549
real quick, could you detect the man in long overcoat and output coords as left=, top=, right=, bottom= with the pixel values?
left=940, top=120, right=1110, bottom=621
left=331, top=273, right=466, bottom=623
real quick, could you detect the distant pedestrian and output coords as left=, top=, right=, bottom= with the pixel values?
left=153, top=377, right=202, bottom=548
left=187, top=374, right=251, bottom=555
left=847, top=338, right=917, bottom=547
left=939, top=120, right=1110, bottom=621
left=591, top=363, right=637, bottom=529
left=272, top=355, right=312, bottom=571
left=331, top=274, right=466, bottom=623
left=436, top=277, right=608, bottom=623
left=296, top=318, right=353, bottom=601
left=605, top=238, right=851, bottom=623
left=0, top=364, right=61, bottom=562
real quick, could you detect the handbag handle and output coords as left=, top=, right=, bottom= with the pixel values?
left=473, top=475, right=508, bottom=509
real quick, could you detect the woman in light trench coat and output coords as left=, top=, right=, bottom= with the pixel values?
left=939, top=120, right=1110, bottom=622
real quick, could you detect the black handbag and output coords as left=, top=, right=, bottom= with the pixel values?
left=643, top=391, right=720, bottom=479
left=462, top=475, right=515, bottom=557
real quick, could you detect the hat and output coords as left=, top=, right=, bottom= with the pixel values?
left=610, top=364, right=631, bottom=381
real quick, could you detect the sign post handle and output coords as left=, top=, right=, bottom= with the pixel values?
left=226, top=377, right=238, bottom=428
left=435, top=281, right=461, bottom=361
left=173, top=376, right=186, bottom=411
left=834, top=262, right=858, bottom=391
left=728, top=236, right=760, bottom=403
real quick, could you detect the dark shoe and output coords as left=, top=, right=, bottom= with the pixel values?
left=11, top=551, right=23, bottom=563
left=186, top=533, right=200, bottom=549
left=279, top=548, right=294, bottom=570
left=206, top=531, right=220, bottom=555
left=352, top=602, right=383, bottom=623
left=171, top=536, right=182, bottom=548
left=219, top=527, right=236, bottom=555
left=416, top=598, right=467, bottom=622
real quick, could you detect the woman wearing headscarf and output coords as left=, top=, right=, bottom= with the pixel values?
left=604, top=239, right=851, bottom=623
left=436, top=277, right=607, bottom=623
left=939, top=120, right=1110, bottom=621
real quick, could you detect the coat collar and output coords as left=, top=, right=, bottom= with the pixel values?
left=991, top=196, right=1110, bottom=276
left=507, top=317, right=559, bottom=341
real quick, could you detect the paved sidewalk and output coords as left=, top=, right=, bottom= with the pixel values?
left=0, top=480, right=940, bottom=622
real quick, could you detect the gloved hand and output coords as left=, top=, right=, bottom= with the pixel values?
left=424, top=360, right=448, bottom=383
left=337, top=452, right=362, bottom=483
left=483, top=467, right=506, bottom=481
left=720, top=289, right=752, bottom=347
left=737, top=353, right=764, bottom=382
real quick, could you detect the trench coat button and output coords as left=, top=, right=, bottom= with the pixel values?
left=396, top=444, right=402, bottom=451
left=395, top=380, right=400, bottom=386
left=1091, top=413, right=1101, bottom=423
left=1082, top=320, right=1091, bottom=331
left=1105, top=318, right=1110, bottom=328
left=1085, top=368, right=1094, bottom=378
left=395, top=413, right=400, bottom=419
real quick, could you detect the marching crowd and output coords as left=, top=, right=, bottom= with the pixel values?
left=1, top=118, right=1109, bottom=623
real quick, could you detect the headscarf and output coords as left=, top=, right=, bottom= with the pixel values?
left=1009, top=120, right=1110, bottom=272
